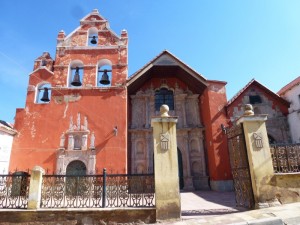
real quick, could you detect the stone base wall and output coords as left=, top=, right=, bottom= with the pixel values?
left=0, top=208, right=156, bottom=225
left=262, top=173, right=300, bottom=205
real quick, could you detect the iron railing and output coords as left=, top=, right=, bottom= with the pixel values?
left=40, top=171, right=155, bottom=208
left=0, top=173, right=30, bottom=209
left=270, top=143, right=300, bottom=173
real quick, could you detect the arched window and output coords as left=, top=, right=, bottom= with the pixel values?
left=68, top=60, right=84, bottom=87
left=96, top=59, right=112, bottom=87
left=87, top=27, right=98, bottom=46
left=35, top=83, right=51, bottom=104
left=155, top=88, right=174, bottom=111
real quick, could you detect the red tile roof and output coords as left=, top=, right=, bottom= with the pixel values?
left=277, top=76, right=300, bottom=96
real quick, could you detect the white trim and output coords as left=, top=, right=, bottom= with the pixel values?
left=28, top=66, right=54, bottom=76
left=34, top=82, right=51, bottom=104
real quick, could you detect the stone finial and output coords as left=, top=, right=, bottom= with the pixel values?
left=160, top=105, right=169, bottom=117
left=244, top=104, right=254, bottom=116
left=121, top=29, right=128, bottom=37
left=57, top=30, right=65, bottom=39
left=32, top=165, right=45, bottom=174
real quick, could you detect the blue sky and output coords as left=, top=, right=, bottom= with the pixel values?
left=1, top=0, right=300, bottom=123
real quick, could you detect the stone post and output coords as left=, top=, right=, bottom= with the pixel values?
left=28, top=166, right=45, bottom=209
left=237, top=104, right=277, bottom=208
left=151, top=105, right=181, bottom=221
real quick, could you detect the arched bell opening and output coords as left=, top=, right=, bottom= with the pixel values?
left=35, top=83, right=51, bottom=104
left=68, top=60, right=84, bottom=87
left=96, top=59, right=112, bottom=87
left=87, top=27, right=98, bottom=46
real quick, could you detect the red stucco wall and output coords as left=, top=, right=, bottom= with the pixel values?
left=201, top=81, right=232, bottom=181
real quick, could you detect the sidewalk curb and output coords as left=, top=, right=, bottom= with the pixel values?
left=230, top=217, right=283, bottom=225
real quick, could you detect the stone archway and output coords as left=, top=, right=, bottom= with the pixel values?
left=66, top=160, right=87, bottom=175
left=65, top=160, right=87, bottom=196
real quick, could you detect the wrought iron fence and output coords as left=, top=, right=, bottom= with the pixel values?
left=40, top=171, right=155, bottom=208
left=0, top=173, right=30, bottom=209
left=270, top=143, right=300, bottom=173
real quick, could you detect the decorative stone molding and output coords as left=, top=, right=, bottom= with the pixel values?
left=56, top=113, right=97, bottom=174
left=130, top=85, right=208, bottom=190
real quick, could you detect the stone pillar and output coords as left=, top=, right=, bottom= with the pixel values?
left=237, top=104, right=276, bottom=208
left=183, top=135, right=194, bottom=191
left=28, top=166, right=45, bottom=209
left=151, top=105, right=181, bottom=221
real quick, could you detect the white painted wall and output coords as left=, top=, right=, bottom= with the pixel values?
left=281, top=85, right=300, bottom=143
left=0, top=130, right=14, bottom=174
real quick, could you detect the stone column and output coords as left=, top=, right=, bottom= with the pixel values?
left=28, top=166, right=45, bottom=209
left=183, top=134, right=194, bottom=191
left=237, top=104, right=276, bottom=208
left=151, top=105, right=181, bottom=221
left=145, top=96, right=150, bottom=128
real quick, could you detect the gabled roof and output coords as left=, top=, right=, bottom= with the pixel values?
left=277, top=76, right=300, bottom=96
left=127, top=50, right=208, bottom=93
left=29, top=66, right=54, bottom=76
left=64, top=9, right=120, bottom=42
left=80, top=9, right=106, bottom=22
left=0, top=120, right=16, bottom=135
left=227, top=79, right=290, bottom=107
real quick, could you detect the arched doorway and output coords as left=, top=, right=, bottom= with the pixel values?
left=66, top=160, right=87, bottom=175
left=178, top=148, right=184, bottom=190
left=66, top=160, right=87, bottom=196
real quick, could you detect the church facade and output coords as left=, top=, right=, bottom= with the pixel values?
left=10, top=9, right=234, bottom=191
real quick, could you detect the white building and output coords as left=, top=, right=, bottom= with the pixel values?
left=0, top=120, right=16, bottom=174
left=278, top=76, right=300, bottom=144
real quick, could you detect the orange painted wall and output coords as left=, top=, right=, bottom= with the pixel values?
left=9, top=11, right=128, bottom=174
left=201, top=81, right=232, bottom=181
left=10, top=88, right=127, bottom=174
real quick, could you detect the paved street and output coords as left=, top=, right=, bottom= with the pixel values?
left=156, top=191, right=300, bottom=224
left=180, top=191, right=243, bottom=219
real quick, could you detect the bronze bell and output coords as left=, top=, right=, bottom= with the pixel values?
left=99, top=69, right=110, bottom=85
left=71, top=67, right=82, bottom=86
left=40, top=87, right=50, bottom=102
left=91, top=36, right=97, bottom=44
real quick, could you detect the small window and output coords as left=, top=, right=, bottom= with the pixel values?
left=155, top=88, right=174, bottom=111
left=249, top=95, right=262, bottom=104
left=36, top=83, right=51, bottom=104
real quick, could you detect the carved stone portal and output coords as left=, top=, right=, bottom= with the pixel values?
left=56, top=113, right=96, bottom=174
left=129, top=84, right=209, bottom=190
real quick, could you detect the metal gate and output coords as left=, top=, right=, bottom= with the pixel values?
left=227, top=123, right=254, bottom=209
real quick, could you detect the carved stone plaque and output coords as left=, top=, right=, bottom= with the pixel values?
left=253, top=133, right=263, bottom=148
left=160, top=132, right=170, bottom=150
